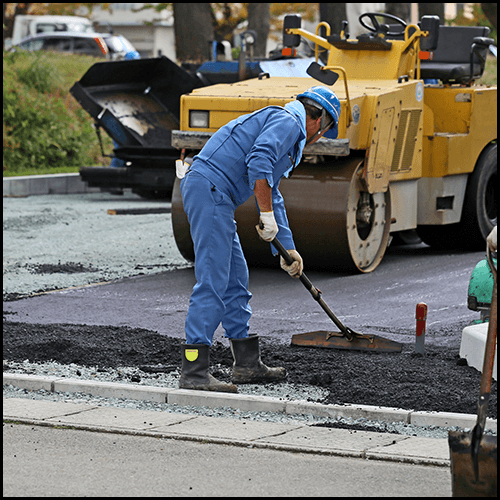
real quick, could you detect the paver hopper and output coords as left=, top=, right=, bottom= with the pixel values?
left=70, top=57, right=200, bottom=197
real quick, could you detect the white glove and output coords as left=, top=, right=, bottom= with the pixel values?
left=487, top=225, right=497, bottom=252
left=175, top=157, right=193, bottom=179
left=280, top=249, right=303, bottom=278
left=256, top=211, right=278, bottom=242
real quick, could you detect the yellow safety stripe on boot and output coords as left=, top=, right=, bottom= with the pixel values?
left=185, top=349, right=199, bottom=362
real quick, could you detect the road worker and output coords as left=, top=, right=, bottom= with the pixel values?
left=178, top=86, right=341, bottom=392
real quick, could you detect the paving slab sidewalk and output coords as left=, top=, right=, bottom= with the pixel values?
left=3, top=397, right=451, bottom=467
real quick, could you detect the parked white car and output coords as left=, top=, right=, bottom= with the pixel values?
left=8, top=15, right=95, bottom=48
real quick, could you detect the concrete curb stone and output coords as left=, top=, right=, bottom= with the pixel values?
left=3, top=173, right=99, bottom=197
left=4, top=373, right=496, bottom=433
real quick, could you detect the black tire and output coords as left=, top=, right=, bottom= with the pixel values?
left=132, top=188, right=172, bottom=200
left=417, top=143, right=497, bottom=250
left=390, top=229, right=422, bottom=247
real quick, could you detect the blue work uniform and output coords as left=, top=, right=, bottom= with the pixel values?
left=180, top=100, right=307, bottom=345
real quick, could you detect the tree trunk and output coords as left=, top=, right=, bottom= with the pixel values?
left=418, top=3, right=445, bottom=22
left=247, top=3, right=270, bottom=58
left=385, top=3, right=410, bottom=22
left=173, top=3, right=214, bottom=63
left=3, top=3, right=32, bottom=47
left=318, top=4, right=346, bottom=63
left=480, top=3, right=497, bottom=31
left=319, top=3, right=347, bottom=36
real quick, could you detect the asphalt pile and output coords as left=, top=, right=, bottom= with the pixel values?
left=3, top=321, right=496, bottom=417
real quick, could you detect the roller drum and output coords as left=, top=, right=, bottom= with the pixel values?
left=171, top=158, right=391, bottom=273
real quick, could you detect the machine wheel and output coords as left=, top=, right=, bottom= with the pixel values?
left=171, top=159, right=392, bottom=273
left=417, top=143, right=497, bottom=250
left=171, top=177, right=194, bottom=262
left=132, top=187, right=171, bottom=199
left=390, top=229, right=422, bottom=247
left=461, top=143, right=497, bottom=244
left=344, top=163, right=392, bottom=272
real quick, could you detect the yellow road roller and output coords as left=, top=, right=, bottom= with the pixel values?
left=171, top=11, right=497, bottom=273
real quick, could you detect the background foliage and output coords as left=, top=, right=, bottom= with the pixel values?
left=3, top=50, right=112, bottom=175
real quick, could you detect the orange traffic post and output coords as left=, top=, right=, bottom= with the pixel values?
left=415, top=302, right=428, bottom=355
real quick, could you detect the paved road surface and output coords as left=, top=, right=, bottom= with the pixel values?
left=4, top=422, right=452, bottom=497
left=4, top=244, right=483, bottom=347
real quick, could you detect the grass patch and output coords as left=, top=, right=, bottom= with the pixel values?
left=3, top=50, right=112, bottom=177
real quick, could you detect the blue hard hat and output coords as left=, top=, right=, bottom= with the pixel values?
left=297, top=86, right=341, bottom=138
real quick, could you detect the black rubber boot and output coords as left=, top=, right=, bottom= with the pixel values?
left=179, top=344, right=238, bottom=393
left=230, top=335, right=287, bottom=384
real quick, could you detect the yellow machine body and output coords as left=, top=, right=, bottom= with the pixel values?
left=422, top=86, right=496, bottom=178
left=180, top=76, right=427, bottom=193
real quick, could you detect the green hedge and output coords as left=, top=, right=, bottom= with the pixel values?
left=3, top=50, right=111, bottom=176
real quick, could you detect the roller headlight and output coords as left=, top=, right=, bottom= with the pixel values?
left=189, top=110, right=209, bottom=128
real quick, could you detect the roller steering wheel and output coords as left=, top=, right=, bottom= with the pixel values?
left=359, top=12, right=407, bottom=37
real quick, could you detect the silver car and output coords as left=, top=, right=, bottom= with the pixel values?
left=13, top=31, right=139, bottom=60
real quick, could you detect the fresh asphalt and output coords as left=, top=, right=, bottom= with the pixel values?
left=2, top=174, right=493, bottom=495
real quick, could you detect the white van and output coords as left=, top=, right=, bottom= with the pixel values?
left=9, top=15, right=95, bottom=47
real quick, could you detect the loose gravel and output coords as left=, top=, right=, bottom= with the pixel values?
left=3, top=359, right=479, bottom=439
left=3, top=191, right=189, bottom=299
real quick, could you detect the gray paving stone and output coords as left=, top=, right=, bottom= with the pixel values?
left=151, top=414, right=302, bottom=441
left=3, top=397, right=97, bottom=420
left=256, top=425, right=407, bottom=455
left=45, top=405, right=196, bottom=430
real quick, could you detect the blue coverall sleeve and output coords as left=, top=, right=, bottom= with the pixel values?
left=246, top=111, right=301, bottom=190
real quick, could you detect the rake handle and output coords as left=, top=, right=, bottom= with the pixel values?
left=271, top=236, right=355, bottom=340
left=471, top=244, right=498, bottom=478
